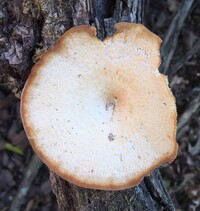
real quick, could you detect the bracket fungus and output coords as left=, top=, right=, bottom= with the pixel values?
left=21, top=23, right=178, bottom=190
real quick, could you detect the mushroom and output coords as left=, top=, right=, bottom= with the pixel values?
left=21, top=23, right=178, bottom=190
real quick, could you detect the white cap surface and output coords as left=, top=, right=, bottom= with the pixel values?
left=21, top=23, right=178, bottom=190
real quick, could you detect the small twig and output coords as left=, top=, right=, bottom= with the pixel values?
left=170, top=40, right=200, bottom=75
left=10, top=154, right=43, bottom=211
left=160, top=0, right=194, bottom=74
left=177, top=93, right=200, bottom=140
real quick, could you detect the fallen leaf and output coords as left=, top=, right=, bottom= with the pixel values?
left=4, top=142, right=24, bottom=156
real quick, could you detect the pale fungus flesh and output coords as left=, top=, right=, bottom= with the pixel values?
left=21, top=23, right=178, bottom=190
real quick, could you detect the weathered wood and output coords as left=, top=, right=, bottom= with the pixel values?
left=50, top=169, right=175, bottom=211
left=0, top=0, right=175, bottom=210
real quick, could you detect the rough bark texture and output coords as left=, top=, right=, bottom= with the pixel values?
left=0, top=0, right=175, bottom=210
left=50, top=169, right=175, bottom=211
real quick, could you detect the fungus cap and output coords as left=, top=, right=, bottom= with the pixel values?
left=21, top=23, right=178, bottom=190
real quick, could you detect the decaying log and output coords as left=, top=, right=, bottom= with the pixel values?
left=1, top=0, right=175, bottom=210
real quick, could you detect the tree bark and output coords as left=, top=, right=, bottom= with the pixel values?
left=0, top=0, right=175, bottom=210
